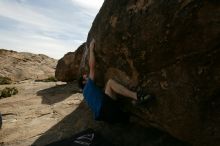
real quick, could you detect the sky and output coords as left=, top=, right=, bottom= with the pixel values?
left=0, top=0, right=104, bottom=59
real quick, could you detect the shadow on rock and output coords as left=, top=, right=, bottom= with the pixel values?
left=32, top=101, right=191, bottom=146
left=37, top=82, right=81, bottom=105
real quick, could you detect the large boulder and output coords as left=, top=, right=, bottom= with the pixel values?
left=86, top=0, right=220, bottom=146
left=55, top=43, right=86, bottom=81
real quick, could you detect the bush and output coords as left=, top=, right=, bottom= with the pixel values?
left=44, top=76, right=58, bottom=82
left=0, top=76, right=12, bottom=85
left=0, top=87, right=18, bottom=98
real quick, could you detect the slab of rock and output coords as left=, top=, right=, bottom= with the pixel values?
left=0, top=49, right=57, bottom=82
left=84, top=0, right=219, bottom=146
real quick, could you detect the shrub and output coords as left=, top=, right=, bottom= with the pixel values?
left=0, top=87, right=18, bottom=98
left=0, top=76, right=12, bottom=85
left=44, top=76, right=57, bottom=82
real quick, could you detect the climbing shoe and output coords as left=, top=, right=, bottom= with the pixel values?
left=136, top=87, right=153, bottom=104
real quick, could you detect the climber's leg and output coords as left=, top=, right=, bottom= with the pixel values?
left=104, top=79, right=137, bottom=100
left=105, top=79, right=154, bottom=104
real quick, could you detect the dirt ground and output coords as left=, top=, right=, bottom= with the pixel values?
left=0, top=80, right=83, bottom=146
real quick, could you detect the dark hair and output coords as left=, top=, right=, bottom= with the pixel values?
left=78, top=76, right=85, bottom=89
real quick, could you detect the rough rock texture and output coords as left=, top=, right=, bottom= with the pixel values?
left=0, top=49, right=57, bottom=81
left=85, top=0, right=220, bottom=146
left=55, top=43, right=86, bottom=81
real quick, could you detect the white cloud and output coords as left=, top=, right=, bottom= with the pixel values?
left=0, top=28, right=81, bottom=59
left=0, top=0, right=104, bottom=59
left=0, top=1, right=78, bottom=33
left=72, top=0, right=103, bottom=11
left=0, top=1, right=50, bottom=29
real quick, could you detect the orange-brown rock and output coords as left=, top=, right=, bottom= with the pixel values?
left=85, top=0, right=220, bottom=146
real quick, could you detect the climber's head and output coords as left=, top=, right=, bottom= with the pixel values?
left=78, top=73, right=88, bottom=89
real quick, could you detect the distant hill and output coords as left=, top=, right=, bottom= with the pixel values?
left=0, top=49, right=57, bottom=81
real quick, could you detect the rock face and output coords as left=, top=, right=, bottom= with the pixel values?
left=84, top=0, right=220, bottom=146
left=55, top=43, right=86, bottom=81
left=0, top=49, right=57, bottom=81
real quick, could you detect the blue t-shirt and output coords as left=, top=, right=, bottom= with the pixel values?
left=83, top=78, right=103, bottom=119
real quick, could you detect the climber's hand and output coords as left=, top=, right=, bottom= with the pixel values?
left=89, top=38, right=95, bottom=50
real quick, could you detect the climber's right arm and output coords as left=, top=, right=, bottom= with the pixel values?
left=89, top=39, right=95, bottom=80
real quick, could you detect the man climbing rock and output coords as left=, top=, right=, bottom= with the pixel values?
left=78, top=38, right=153, bottom=123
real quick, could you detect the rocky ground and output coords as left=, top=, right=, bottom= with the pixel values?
left=0, top=80, right=83, bottom=146
left=0, top=80, right=190, bottom=146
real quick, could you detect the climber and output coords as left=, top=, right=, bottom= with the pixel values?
left=78, top=38, right=153, bottom=123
